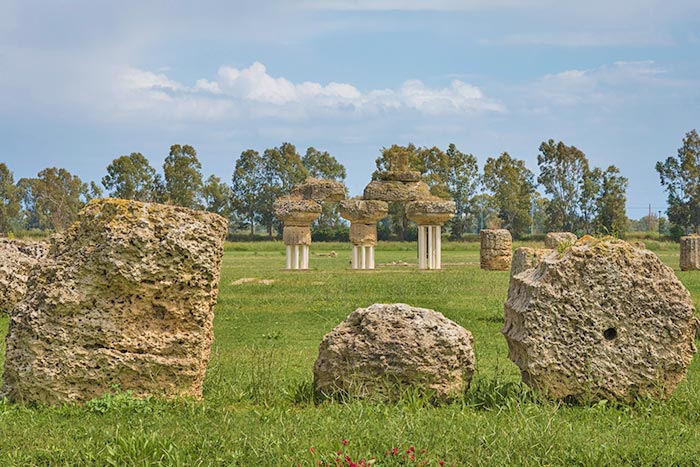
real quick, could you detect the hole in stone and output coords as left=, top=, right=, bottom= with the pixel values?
left=603, top=327, right=617, bottom=341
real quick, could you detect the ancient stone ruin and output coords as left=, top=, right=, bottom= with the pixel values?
left=0, top=239, right=48, bottom=314
left=544, top=231, right=577, bottom=249
left=680, top=234, right=700, bottom=271
left=314, top=303, right=475, bottom=400
left=406, top=198, right=455, bottom=270
left=1, top=198, right=228, bottom=404
left=339, top=199, right=388, bottom=269
left=480, top=229, right=512, bottom=271
left=509, top=246, right=553, bottom=282
left=274, top=197, right=322, bottom=270
left=503, top=237, right=696, bottom=402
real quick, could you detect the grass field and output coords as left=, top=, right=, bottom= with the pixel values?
left=1, top=240, right=700, bottom=466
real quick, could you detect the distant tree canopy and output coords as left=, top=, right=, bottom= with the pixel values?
left=0, top=163, right=21, bottom=233
left=163, top=144, right=204, bottom=210
left=102, top=152, right=158, bottom=202
left=656, top=129, right=700, bottom=234
left=19, top=167, right=88, bottom=231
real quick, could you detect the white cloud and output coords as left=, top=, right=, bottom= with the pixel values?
left=113, top=61, right=504, bottom=121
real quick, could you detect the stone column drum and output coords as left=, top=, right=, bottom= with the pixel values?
left=480, top=229, right=513, bottom=271
left=405, top=199, right=456, bottom=270
left=274, top=198, right=322, bottom=270
left=680, top=235, right=700, bottom=271
left=339, top=199, right=388, bottom=270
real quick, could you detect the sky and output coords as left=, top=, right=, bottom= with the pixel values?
left=1, top=0, right=699, bottom=220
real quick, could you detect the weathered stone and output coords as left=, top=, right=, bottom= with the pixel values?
left=544, top=232, right=577, bottom=249
left=290, top=177, right=346, bottom=202
left=509, top=247, right=554, bottom=282
left=503, top=238, right=696, bottom=402
left=283, top=225, right=311, bottom=245
left=1, top=198, right=228, bottom=404
left=339, top=199, right=388, bottom=224
left=0, top=239, right=48, bottom=314
left=273, top=198, right=322, bottom=225
left=349, top=223, right=377, bottom=246
left=480, top=229, right=512, bottom=271
left=405, top=198, right=456, bottom=225
left=379, top=171, right=422, bottom=182
left=363, top=180, right=431, bottom=202
left=680, top=235, right=700, bottom=271
left=314, top=303, right=475, bottom=400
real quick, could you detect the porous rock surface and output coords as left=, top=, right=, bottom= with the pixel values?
left=405, top=198, right=456, bottom=225
left=314, top=303, right=475, bottom=400
left=290, top=177, right=346, bottom=203
left=544, top=232, right=577, bottom=249
left=0, top=239, right=48, bottom=314
left=363, top=180, right=431, bottom=202
left=339, top=199, right=389, bottom=223
left=480, top=229, right=512, bottom=271
left=503, top=238, right=697, bottom=402
left=273, top=198, right=322, bottom=225
left=1, top=198, right=228, bottom=404
left=680, top=235, right=700, bottom=271
left=509, top=247, right=554, bottom=282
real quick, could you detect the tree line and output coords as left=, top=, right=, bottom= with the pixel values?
left=0, top=130, right=698, bottom=240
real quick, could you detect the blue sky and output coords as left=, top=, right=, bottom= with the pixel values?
left=1, top=0, right=699, bottom=220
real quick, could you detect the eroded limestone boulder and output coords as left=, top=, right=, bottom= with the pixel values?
left=544, top=232, right=577, bottom=249
left=405, top=198, right=456, bottom=225
left=503, top=238, right=697, bottom=402
left=363, top=180, right=431, bottom=202
left=314, top=303, right=475, bottom=400
left=0, top=239, right=48, bottom=314
left=480, top=229, right=512, bottom=271
left=509, top=247, right=553, bottom=282
left=1, top=198, right=228, bottom=404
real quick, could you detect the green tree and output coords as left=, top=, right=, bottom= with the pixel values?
left=537, top=140, right=589, bottom=232
left=0, top=163, right=21, bottom=233
left=202, top=174, right=233, bottom=219
left=232, top=149, right=264, bottom=237
left=443, top=144, right=479, bottom=239
left=579, top=167, right=602, bottom=234
left=483, top=152, right=535, bottom=238
left=163, top=144, right=204, bottom=209
left=20, top=167, right=88, bottom=231
left=102, top=152, right=158, bottom=201
left=656, top=130, right=700, bottom=233
left=259, top=143, right=308, bottom=237
left=595, top=165, right=628, bottom=235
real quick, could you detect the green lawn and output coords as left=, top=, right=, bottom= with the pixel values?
left=1, top=240, right=700, bottom=466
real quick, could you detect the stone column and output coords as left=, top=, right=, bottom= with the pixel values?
left=480, top=229, right=513, bottom=271
left=406, top=199, right=455, bottom=270
left=340, top=199, right=389, bottom=270
left=680, top=235, right=700, bottom=271
left=274, top=198, right=322, bottom=270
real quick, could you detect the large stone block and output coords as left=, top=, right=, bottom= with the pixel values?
left=1, top=198, right=228, bottom=404
left=0, top=239, right=48, bottom=314
left=339, top=199, right=388, bottom=224
left=349, top=223, right=377, bottom=246
left=503, top=238, right=696, bottom=402
left=509, top=246, right=553, bottom=284
left=290, top=177, right=346, bottom=202
left=362, top=180, right=431, bottom=202
left=273, top=198, right=322, bottom=225
left=480, top=229, right=512, bottom=271
left=314, top=303, right=475, bottom=401
left=405, top=198, right=456, bottom=225
left=680, top=235, right=700, bottom=271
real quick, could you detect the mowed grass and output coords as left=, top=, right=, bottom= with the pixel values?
left=1, top=240, right=700, bottom=466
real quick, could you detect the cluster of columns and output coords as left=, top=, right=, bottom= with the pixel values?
left=340, top=200, right=389, bottom=270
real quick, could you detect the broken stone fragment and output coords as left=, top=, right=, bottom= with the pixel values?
left=1, top=198, right=228, bottom=404
left=339, top=199, right=389, bottom=224
left=314, top=303, right=475, bottom=401
left=0, top=239, right=48, bottom=314
left=290, top=177, right=346, bottom=203
left=509, top=246, right=554, bottom=282
left=480, top=229, right=512, bottom=271
left=503, top=237, right=696, bottom=402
